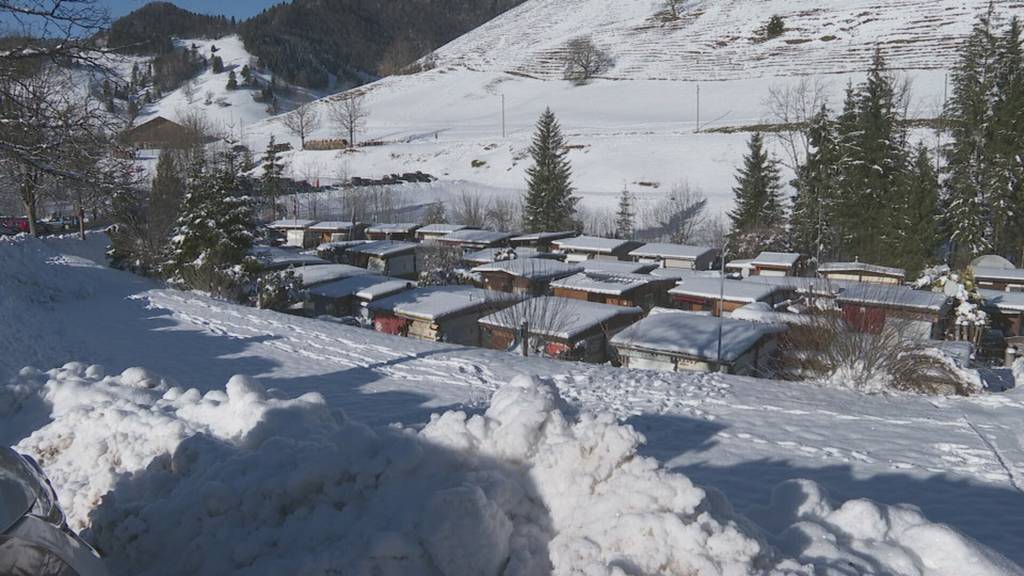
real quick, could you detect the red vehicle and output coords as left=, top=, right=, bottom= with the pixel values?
left=0, top=217, right=30, bottom=235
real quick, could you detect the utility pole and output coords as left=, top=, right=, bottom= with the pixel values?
left=501, top=93, right=506, bottom=139
left=696, top=83, right=701, bottom=133
left=716, top=244, right=727, bottom=371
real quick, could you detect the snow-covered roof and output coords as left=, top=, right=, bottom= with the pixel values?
left=972, top=266, right=1024, bottom=282
left=744, top=275, right=849, bottom=296
left=629, top=243, right=716, bottom=260
left=580, top=259, right=655, bottom=274
left=462, top=247, right=554, bottom=265
left=730, top=302, right=816, bottom=326
left=835, top=284, right=950, bottom=312
left=971, top=254, right=1016, bottom=270
left=670, top=278, right=783, bottom=303
left=348, top=240, right=419, bottom=257
left=317, top=240, right=370, bottom=252
left=479, top=297, right=642, bottom=340
left=308, top=274, right=414, bottom=301
left=365, top=223, right=422, bottom=234
left=436, top=229, right=516, bottom=245
left=291, top=264, right=370, bottom=287
left=416, top=223, right=474, bottom=235
left=979, top=289, right=1024, bottom=313
left=647, top=268, right=719, bottom=281
left=610, top=312, right=784, bottom=363
left=751, top=252, right=802, bottom=268
left=725, top=259, right=753, bottom=270
left=370, top=286, right=518, bottom=321
left=510, top=231, right=576, bottom=243
left=472, top=258, right=583, bottom=280
left=267, top=219, right=317, bottom=230
left=553, top=236, right=638, bottom=254
left=551, top=271, right=667, bottom=296
left=249, top=246, right=328, bottom=269
left=308, top=221, right=364, bottom=231
left=818, top=261, right=905, bottom=278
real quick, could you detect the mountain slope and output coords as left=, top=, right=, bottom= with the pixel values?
left=436, top=0, right=1004, bottom=80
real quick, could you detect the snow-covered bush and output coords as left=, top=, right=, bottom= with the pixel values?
left=7, top=363, right=1018, bottom=575
left=255, top=268, right=304, bottom=311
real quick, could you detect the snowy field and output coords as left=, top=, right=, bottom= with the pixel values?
left=4, top=233, right=1024, bottom=574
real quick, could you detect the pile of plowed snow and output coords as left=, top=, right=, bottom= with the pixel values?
left=6, top=362, right=1019, bottom=576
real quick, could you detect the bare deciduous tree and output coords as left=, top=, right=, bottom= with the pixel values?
left=764, top=77, right=830, bottom=169
left=485, top=196, right=521, bottom=232
left=664, top=0, right=683, bottom=20
left=451, top=191, right=487, bottom=227
left=328, top=92, right=368, bottom=148
left=636, top=181, right=709, bottom=244
left=484, top=293, right=576, bottom=357
left=562, top=36, right=613, bottom=85
left=282, top=103, right=320, bottom=149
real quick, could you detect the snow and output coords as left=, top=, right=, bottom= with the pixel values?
left=307, top=274, right=411, bottom=300
left=268, top=219, right=317, bottom=230
left=510, top=231, right=576, bottom=243
left=980, top=289, right=1024, bottom=313
left=479, top=297, right=642, bottom=340
left=744, top=275, right=849, bottom=297
left=818, top=261, right=907, bottom=278
left=552, top=235, right=635, bottom=254
left=836, top=284, right=951, bottom=313
left=580, top=259, right=655, bottom=274
left=349, top=240, right=419, bottom=257
left=973, top=266, right=1024, bottom=282
left=7, top=235, right=1024, bottom=573
left=550, top=270, right=665, bottom=296
left=436, top=229, right=516, bottom=245
left=248, top=246, right=327, bottom=269
left=365, top=223, right=421, bottom=234
left=369, top=285, right=515, bottom=321
left=416, top=223, right=474, bottom=236
left=463, top=247, right=552, bottom=264
left=750, top=252, right=802, bottom=268
left=671, top=277, right=783, bottom=303
left=290, top=264, right=370, bottom=287
left=472, top=258, right=583, bottom=279
left=308, top=221, right=364, bottom=232
left=731, top=302, right=815, bottom=326
left=629, top=243, right=716, bottom=260
left=610, top=311, right=785, bottom=363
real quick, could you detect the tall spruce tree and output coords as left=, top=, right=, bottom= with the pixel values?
left=260, top=136, right=286, bottom=219
left=726, top=132, right=787, bottom=257
left=164, top=156, right=256, bottom=299
left=523, top=108, right=579, bottom=232
left=991, top=16, right=1024, bottom=262
left=897, top=145, right=941, bottom=277
left=791, top=105, right=840, bottom=261
left=615, top=187, right=635, bottom=240
left=944, top=6, right=1001, bottom=261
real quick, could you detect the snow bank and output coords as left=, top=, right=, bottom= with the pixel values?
left=6, top=364, right=1021, bottom=576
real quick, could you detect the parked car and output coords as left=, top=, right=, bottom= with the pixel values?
left=0, top=216, right=29, bottom=234
left=0, top=447, right=109, bottom=575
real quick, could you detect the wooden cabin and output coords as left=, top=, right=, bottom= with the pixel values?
left=347, top=241, right=421, bottom=279
left=308, top=221, right=368, bottom=244
left=628, top=243, right=718, bottom=271
left=365, top=223, right=422, bottom=241
left=610, top=309, right=785, bottom=375
left=435, top=229, right=516, bottom=251
left=473, top=259, right=583, bottom=295
left=369, top=286, right=519, bottom=346
left=668, top=278, right=790, bottom=317
left=509, top=231, right=577, bottom=252
left=305, top=274, right=414, bottom=321
left=979, top=289, right=1024, bottom=338
left=973, top=266, right=1024, bottom=292
left=550, top=271, right=675, bottom=312
left=817, top=261, right=905, bottom=285
left=835, top=284, right=951, bottom=340
left=478, top=297, right=643, bottom=363
left=415, top=224, right=476, bottom=243
left=268, top=219, right=318, bottom=248
left=552, top=236, right=643, bottom=262
left=749, top=252, right=806, bottom=277
left=123, top=116, right=214, bottom=149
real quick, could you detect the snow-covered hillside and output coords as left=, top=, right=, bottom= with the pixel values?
left=4, top=234, right=1024, bottom=574
left=230, top=0, right=1005, bottom=218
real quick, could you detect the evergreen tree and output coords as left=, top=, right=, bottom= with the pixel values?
left=726, top=132, right=787, bottom=257
left=423, top=201, right=448, bottom=224
left=990, top=16, right=1024, bottom=262
left=944, top=7, right=1001, bottom=261
left=148, top=151, right=185, bottom=251
left=226, top=70, right=238, bottom=90
left=259, top=136, right=286, bottom=219
left=835, top=49, right=909, bottom=264
left=522, top=108, right=579, bottom=232
left=614, top=187, right=635, bottom=240
left=791, top=105, right=841, bottom=261
left=164, top=158, right=256, bottom=299
left=897, top=145, right=941, bottom=277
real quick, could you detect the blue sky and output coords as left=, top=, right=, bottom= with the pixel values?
left=102, top=0, right=284, bottom=19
